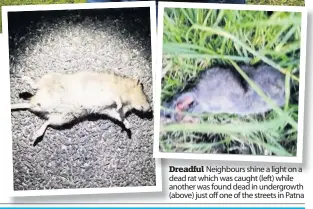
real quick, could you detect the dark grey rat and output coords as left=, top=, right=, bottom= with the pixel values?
left=161, top=64, right=286, bottom=122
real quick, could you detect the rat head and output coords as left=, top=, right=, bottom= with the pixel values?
left=130, top=79, right=151, bottom=112
left=160, top=92, right=196, bottom=121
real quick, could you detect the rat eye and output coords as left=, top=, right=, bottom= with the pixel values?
left=189, top=101, right=196, bottom=108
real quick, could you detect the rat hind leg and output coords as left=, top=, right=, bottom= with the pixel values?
left=32, top=113, right=76, bottom=145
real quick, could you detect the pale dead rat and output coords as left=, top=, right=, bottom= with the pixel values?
left=11, top=71, right=151, bottom=145
left=161, top=64, right=286, bottom=122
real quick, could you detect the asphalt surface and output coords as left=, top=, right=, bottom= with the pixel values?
left=9, top=8, right=156, bottom=191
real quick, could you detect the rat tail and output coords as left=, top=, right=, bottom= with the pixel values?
left=11, top=103, right=32, bottom=111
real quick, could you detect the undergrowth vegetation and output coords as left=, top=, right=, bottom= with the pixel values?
left=246, top=0, right=304, bottom=6
left=160, top=8, right=302, bottom=156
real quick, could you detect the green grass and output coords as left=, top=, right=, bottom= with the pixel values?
left=0, top=0, right=86, bottom=32
left=246, top=0, right=305, bottom=6
left=160, top=8, right=302, bottom=156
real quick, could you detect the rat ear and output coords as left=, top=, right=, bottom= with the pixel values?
left=175, top=93, right=194, bottom=111
left=136, top=79, right=140, bottom=86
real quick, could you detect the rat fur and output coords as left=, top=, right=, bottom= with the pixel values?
left=11, top=71, right=151, bottom=144
left=161, top=64, right=286, bottom=122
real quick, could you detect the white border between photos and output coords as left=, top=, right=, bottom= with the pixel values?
left=154, top=2, right=307, bottom=164
left=1, top=1, right=162, bottom=197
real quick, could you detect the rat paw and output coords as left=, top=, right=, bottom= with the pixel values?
left=124, top=119, right=131, bottom=129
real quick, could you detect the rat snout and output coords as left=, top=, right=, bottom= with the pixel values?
left=160, top=108, right=171, bottom=118
left=160, top=101, right=175, bottom=119
left=160, top=92, right=198, bottom=122
left=144, top=104, right=152, bottom=112
left=139, top=101, right=151, bottom=112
